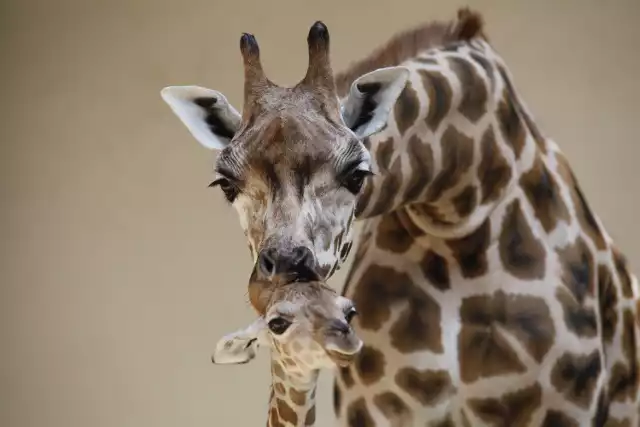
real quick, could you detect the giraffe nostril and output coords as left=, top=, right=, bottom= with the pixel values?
left=291, top=247, right=314, bottom=267
left=258, top=249, right=277, bottom=276
left=329, top=319, right=351, bottom=335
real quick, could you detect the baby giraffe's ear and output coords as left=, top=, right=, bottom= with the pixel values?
left=212, top=317, right=266, bottom=365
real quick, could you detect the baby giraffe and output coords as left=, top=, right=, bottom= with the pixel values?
left=212, top=281, right=362, bottom=427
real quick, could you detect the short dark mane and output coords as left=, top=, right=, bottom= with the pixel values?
left=334, top=7, right=486, bottom=96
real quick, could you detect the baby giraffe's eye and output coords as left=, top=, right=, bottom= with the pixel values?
left=345, top=307, right=357, bottom=324
left=268, top=317, right=292, bottom=335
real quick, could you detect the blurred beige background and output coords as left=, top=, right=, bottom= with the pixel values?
left=1, top=0, right=639, bottom=426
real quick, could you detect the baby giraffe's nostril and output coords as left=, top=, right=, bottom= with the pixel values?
left=330, top=319, right=351, bottom=335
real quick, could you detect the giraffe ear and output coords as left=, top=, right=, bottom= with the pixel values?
left=211, top=317, right=266, bottom=365
left=340, top=66, right=410, bottom=139
left=160, top=86, right=242, bottom=150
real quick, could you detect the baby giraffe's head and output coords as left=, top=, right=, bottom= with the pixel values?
left=212, top=282, right=362, bottom=373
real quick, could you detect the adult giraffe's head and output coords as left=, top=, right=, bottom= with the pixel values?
left=161, top=22, right=409, bottom=287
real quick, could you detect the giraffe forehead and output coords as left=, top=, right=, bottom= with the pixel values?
left=268, top=284, right=341, bottom=316
left=218, top=110, right=365, bottom=182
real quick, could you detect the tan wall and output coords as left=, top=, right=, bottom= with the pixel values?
left=2, top=0, right=639, bottom=426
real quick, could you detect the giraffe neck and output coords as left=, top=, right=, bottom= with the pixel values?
left=267, top=358, right=318, bottom=427
left=352, top=39, right=545, bottom=239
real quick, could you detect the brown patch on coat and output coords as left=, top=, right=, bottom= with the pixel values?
left=289, top=387, right=307, bottom=406
left=612, top=247, right=634, bottom=299
left=592, top=389, right=609, bottom=427
left=609, top=362, right=635, bottom=403
left=426, top=125, right=475, bottom=202
left=375, top=211, right=414, bottom=254
left=477, top=125, right=513, bottom=204
left=373, top=392, right=413, bottom=425
left=520, top=154, right=571, bottom=233
left=394, top=81, right=421, bottom=136
left=395, top=208, right=427, bottom=239
left=370, top=157, right=403, bottom=217
left=334, top=8, right=486, bottom=96
left=277, top=399, right=298, bottom=425
left=603, top=418, right=632, bottom=427
left=550, top=350, right=602, bottom=408
left=420, top=69, right=453, bottom=132
left=598, top=264, right=619, bottom=344
left=420, top=250, right=451, bottom=291
left=496, top=88, right=526, bottom=159
left=355, top=137, right=394, bottom=217
left=403, top=134, right=434, bottom=202
left=452, top=184, right=477, bottom=218
left=269, top=406, right=281, bottom=427
left=346, top=397, right=375, bottom=427
left=389, top=284, right=443, bottom=353
left=337, top=366, right=355, bottom=388
left=557, top=236, right=595, bottom=302
left=499, top=198, right=546, bottom=280
left=429, top=414, right=455, bottom=427
left=395, top=367, right=454, bottom=406
left=609, top=308, right=639, bottom=403
left=354, top=345, right=386, bottom=385
left=459, top=291, right=555, bottom=383
left=374, top=138, right=395, bottom=172
left=304, top=406, right=316, bottom=426
left=448, top=56, right=488, bottom=122
left=352, top=265, right=443, bottom=353
left=621, top=309, right=638, bottom=374
left=554, top=153, right=607, bottom=250
left=274, top=382, right=286, bottom=396
left=496, top=65, right=548, bottom=154
left=468, top=383, right=542, bottom=426
left=272, top=361, right=286, bottom=380
left=469, top=51, right=495, bottom=93
left=541, top=410, right=579, bottom=427
left=555, top=287, right=598, bottom=338
left=446, top=218, right=491, bottom=278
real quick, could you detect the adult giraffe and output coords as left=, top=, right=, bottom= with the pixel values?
left=161, top=8, right=640, bottom=426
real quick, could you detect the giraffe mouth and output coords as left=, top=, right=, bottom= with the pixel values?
left=325, top=349, right=358, bottom=367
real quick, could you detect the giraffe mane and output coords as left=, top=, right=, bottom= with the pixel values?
left=334, top=7, right=486, bottom=96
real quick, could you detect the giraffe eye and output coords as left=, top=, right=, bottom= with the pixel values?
left=209, top=178, right=240, bottom=203
left=268, top=317, right=292, bottom=335
left=341, top=169, right=372, bottom=194
left=345, top=307, right=357, bottom=324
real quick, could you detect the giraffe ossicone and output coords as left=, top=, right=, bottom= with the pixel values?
left=212, top=281, right=362, bottom=426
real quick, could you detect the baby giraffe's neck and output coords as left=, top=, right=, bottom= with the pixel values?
left=267, top=358, right=318, bottom=427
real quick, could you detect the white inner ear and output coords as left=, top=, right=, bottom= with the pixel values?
left=341, top=66, right=410, bottom=138
left=212, top=317, right=268, bottom=364
left=160, top=85, right=242, bottom=151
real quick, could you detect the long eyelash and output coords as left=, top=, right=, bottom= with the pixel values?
left=208, top=180, right=222, bottom=188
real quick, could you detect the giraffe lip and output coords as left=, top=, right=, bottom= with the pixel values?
left=325, top=349, right=358, bottom=367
